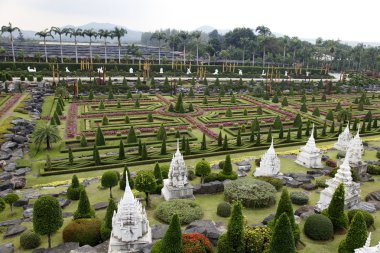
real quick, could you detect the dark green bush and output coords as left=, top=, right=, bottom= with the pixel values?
left=37, top=75, right=43, bottom=82
left=348, top=209, right=374, bottom=228
left=304, top=214, right=334, bottom=241
left=27, top=75, right=34, bottom=81
left=217, top=202, right=231, bottom=217
left=336, top=151, right=346, bottom=159
left=20, top=230, right=41, bottom=249
left=367, top=164, right=380, bottom=175
left=217, top=233, right=228, bottom=253
left=224, top=178, right=276, bottom=208
left=255, top=176, right=283, bottom=191
left=62, top=218, right=102, bottom=246
left=187, top=170, right=196, bottom=181
left=315, top=178, right=327, bottom=188
left=20, top=75, right=25, bottom=81
left=290, top=191, right=309, bottom=205
left=67, top=185, right=84, bottom=201
left=160, top=164, right=170, bottom=179
left=155, top=199, right=203, bottom=225
left=204, top=171, right=238, bottom=183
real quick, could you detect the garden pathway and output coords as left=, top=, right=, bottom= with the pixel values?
left=0, top=93, right=26, bottom=125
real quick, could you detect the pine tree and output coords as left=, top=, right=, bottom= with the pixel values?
left=160, top=138, right=167, bottom=155
left=373, top=118, right=378, bottom=128
left=257, top=106, right=263, bottom=115
left=226, top=201, right=245, bottom=253
left=273, top=116, right=283, bottom=129
left=330, top=121, right=335, bottom=133
left=305, top=121, right=310, bottom=136
left=80, top=135, right=87, bottom=147
left=95, top=127, right=106, bottom=146
left=53, top=111, right=61, bottom=125
left=174, top=93, right=185, bottom=113
left=322, top=121, right=327, bottom=136
left=313, top=107, right=320, bottom=116
left=118, top=140, right=125, bottom=159
left=204, top=87, right=210, bottom=96
left=286, top=129, right=291, bottom=142
left=220, top=155, right=232, bottom=176
left=231, top=94, right=236, bottom=103
left=220, top=85, right=225, bottom=96
left=188, top=102, right=194, bottom=112
left=267, top=127, right=273, bottom=142
left=108, top=88, right=114, bottom=99
left=272, top=188, right=300, bottom=244
left=300, top=103, right=308, bottom=112
left=175, top=130, right=180, bottom=139
left=252, top=117, right=260, bottom=131
left=243, top=109, right=248, bottom=116
left=153, top=162, right=163, bottom=185
left=168, top=103, right=174, bottom=112
left=190, top=76, right=196, bottom=86
left=89, top=90, right=94, bottom=100
left=218, top=97, right=222, bottom=104
left=127, top=126, right=137, bottom=143
left=101, top=198, right=118, bottom=240
left=202, top=96, right=208, bottom=104
left=335, top=102, right=342, bottom=111
left=185, top=139, right=191, bottom=155
left=181, top=136, right=186, bottom=150
left=326, top=183, right=348, bottom=231
left=200, top=133, right=207, bottom=150
left=135, top=99, right=140, bottom=108
left=293, top=114, right=302, bottom=127
left=321, top=94, right=327, bottom=101
left=73, top=189, right=95, bottom=220
left=279, top=125, right=284, bottom=139
left=339, top=212, right=368, bottom=253
left=358, top=101, right=364, bottom=111
left=93, top=146, right=101, bottom=165
left=147, top=113, right=154, bottom=122
left=223, top=134, right=229, bottom=150
left=218, top=131, right=223, bottom=146
left=68, top=147, right=74, bottom=165
left=117, top=100, right=121, bottom=108
left=360, top=121, right=366, bottom=133
left=353, top=118, right=359, bottom=130
left=326, top=110, right=334, bottom=121
left=102, top=115, right=109, bottom=125
left=269, top=213, right=296, bottom=253
left=125, top=115, right=130, bottom=123
left=157, top=124, right=167, bottom=141
left=99, top=100, right=105, bottom=110
left=236, top=129, right=242, bottom=146
left=250, top=129, right=255, bottom=142
left=255, top=131, right=261, bottom=145
left=297, top=125, right=302, bottom=139
left=127, top=90, right=132, bottom=99
left=272, top=94, right=279, bottom=103
left=159, top=214, right=182, bottom=253
left=188, top=87, right=194, bottom=97
left=301, top=94, right=307, bottom=103
left=312, top=96, right=316, bottom=102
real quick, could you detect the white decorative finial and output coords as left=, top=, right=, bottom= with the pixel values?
left=311, top=123, right=315, bottom=138
left=125, top=167, right=130, bottom=188
left=177, top=139, right=180, bottom=152
left=270, top=138, right=274, bottom=148
left=365, top=232, right=372, bottom=247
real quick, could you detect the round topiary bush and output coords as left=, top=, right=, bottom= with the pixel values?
left=244, top=226, right=272, bottom=253
left=224, top=178, right=276, bottom=208
left=348, top=209, right=374, bottom=228
left=20, top=230, right=41, bottom=249
left=304, top=214, right=334, bottom=241
left=290, top=191, right=309, bottom=205
left=62, top=218, right=102, bottom=246
left=155, top=199, right=203, bottom=225
left=255, top=176, right=283, bottom=191
left=217, top=202, right=231, bottom=217
left=67, top=185, right=84, bottom=201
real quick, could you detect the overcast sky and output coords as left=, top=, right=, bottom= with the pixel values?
left=0, top=0, right=379, bottom=43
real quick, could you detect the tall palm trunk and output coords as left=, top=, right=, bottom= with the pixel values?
left=252, top=51, right=255, bottom=66
left=104, top=38, right=107, bottom=64
left=59, top=36, right=63, bottom=63
left=172, top=46, right=175, bottom=68
left=196, top=44, right=199, bottom=65
left=183, top=45, right=186, bottom=65
left=10, top=33, right=16, bottom=63
left=44, top=38, right=48, bottom=63
left=283, top=46, right=286, bottom=67
left=89, top=38, right=93, bottom=64
left=75, top=39, right=78, bottom=64
left=158, top=40, right=161, bottom=65
left=262, top=45, right=266, bottom=67
left=118, top=45, right=121, bottom=64
left=46, top=135, right=50, bottom=150
left=242, top=46, right=245, bottom=65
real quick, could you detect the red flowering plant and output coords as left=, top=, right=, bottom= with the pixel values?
left=181, top=233, right=213, bottom=253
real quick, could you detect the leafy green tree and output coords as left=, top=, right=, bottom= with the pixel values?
left=195, top=158, right=211, bottom=184
left=325, top=183, right=348, bottom=231
left=4, top=193, right=19, bottom=215
left=338, top=212, right=368, bottom=253
left=33, top=125, right=62, bottom=150
left=223, top=155, right=233, bottom=175
left=0, top=198, right=5, bottom=213
left=73, top=189, right=95, bottom=220
left=269, top=213, right=295, bottom=253
left=135, top=171, right=157, bottom=206
left=223, top=134, right=229, bottom=150
left=101, top=171, right=119, bottom=198
left=100, top=198, right=117, bottom=241
left=93, top=145, right=101, bottom=165
left=227, top=201, right=245, bottom=253
left=95, top=127, right=106, bottom=146
left=118, top=140, right=125, bottom=160
left=33, top=196, right=63, bottom=248
left=68, top=147, right=74, bottom=165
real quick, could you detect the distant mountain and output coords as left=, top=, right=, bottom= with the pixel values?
left=18, top=22, right=141, bottom=43
left=195, top=25, right=229, bottom=35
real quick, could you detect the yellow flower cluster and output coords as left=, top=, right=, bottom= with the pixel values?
left=33, top=177, right=98, bottom=188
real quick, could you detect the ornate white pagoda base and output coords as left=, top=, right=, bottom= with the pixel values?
left=161, top=179, right=194, bottom=201
left=108, top=229, right=152, bottom=253
left=295, top=152, right=323, bottom=169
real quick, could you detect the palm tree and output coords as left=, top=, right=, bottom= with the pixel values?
left=1, top=22, right=21, bottom=63
left=50, top=27, right=66, bottom=63
left=192, top=31, right=202, bottom=65
left=255, top=25, right=272, bottom=67
left=150, top=31, right=166, bottom=65
left=240, top=37, right=250, bottom=65
left=178, top=31, right=190, bottom=64
left=248, top=39, right=258, bottom=66
left=65, top=28, right=83, bottom=64
left=282, top=35, right=290, bottom=67
left=290, top=37, right=301, bottom=64
left=83, top=29, right=98, bottom=64
left=167, top=34, right=180, bottom=67
left=127, top=44, right=138, bottom=64
left=98, top=29, right=113, bottom=64
left=112, top=27, right=127, bottom=64
left=35, top=29, right=54, bottom=63
left=33, top=125, right=61, bottom=150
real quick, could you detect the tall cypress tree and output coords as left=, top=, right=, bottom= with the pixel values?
left=160, top=138, right=167, bottom=155
left=218, top=131, right=223, bottom=146
left=138, top=139, right=142, bottom=156
left=157, top=124, right=167, bottom=141
left=339, top=212, right=368, bottom=253
left=223, top=155, right=233, bottom=175
left=95, top=127, right=106, bottom=146
left=141, top=144, right=148, bottom=160
left=201, top=133, right=207, bottom=150
left=250, top=129, right=255, bottom=142
left=118, top=140, right=125, bottom=160
left=93, top=146, right=101, bottom=165
left=286, top=129, right=291, bottom=142
left=127, top=126, right=137, bottom=143
left=185, top=139, right=191, bottom=155
left=100, top=198, right=117, bottom=240
left=269, top=213, right=295, bottom=253
left=223, top=135, right=229, bottom=150
left=174, top=93, right=185, bottom=113
left=226, top=201, right=245, bottom=253
left=297, top=125, right=302, bottom=139
left=267, top=127, right=272, bottom=143
left=279, top=125, right=284, bottom=139
left=322, top=121, right=327, bottom=136
left=181, top=136, right=186, bottom=150
left=236, top=129, right=242, bottom=146
left=68, top=147, right=74, bottom=165
left=153, top=162, right=163, bottom=185
left=293, top=114, right=302, bottom=127
left=330, top=121, right=335, bottom=133
left=326, top=183, right=348, bottom=231
left=73, top=189, right=95, bottom=220
left=159, top=214, right=182, bottom=253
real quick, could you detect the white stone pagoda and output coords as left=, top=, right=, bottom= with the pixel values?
left=315, top=155, right=361, bottom=212
left=296, top=124, right=323, bottom=168
left=161, top=140, right=194, bottom=201
left=254, top=139, right=281, bottom=177
left=345, top=129, right=368, bottom=180
left=334, top=124, right=353, bottom=151
left=355, top=233, right=380, bottom=253
left=108, top=174, right=152, bottom=253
